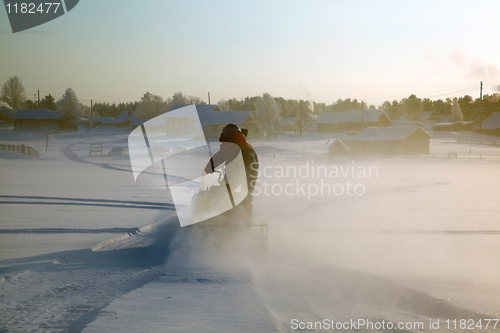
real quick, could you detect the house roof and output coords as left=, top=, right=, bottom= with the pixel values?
left=302, top=113, right=317, bottom=119
left=391, top=121, right=422, bottom=127
left=439, top=115, right=452, bottom=123
left=198, top=111, right=253, bottom=127
left=329, top=138, right=349, bottom=151
left=130, top=118, right=147, bottom=126
left=315, top=110, right=388, bottom=124
left=421, top=111, right=437, bottom=120
left=92, top=116, right=130, bottom=125
left=12, top=109, right=62, bottom=120
left=168, top=104, right=252, bottom=127
left=343, top=126, right=430, bottom=142
left=169, top=104, right=221, bottom=113
left=0, top=109, right=15, bottom=118
left=396, top=112, right=438, bottom=122
left=482, top=112, right=500, bottom=130
left=282, top=117, right=300, bottom=124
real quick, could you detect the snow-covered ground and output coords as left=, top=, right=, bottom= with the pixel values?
left=1, top=127, right=499, bottom=332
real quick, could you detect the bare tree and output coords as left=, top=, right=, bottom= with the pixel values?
left=137, top=92, right=165, bottom=118
left=253, top=92, right=281, bottom=137
left=1, top=76, right=26, bottom=110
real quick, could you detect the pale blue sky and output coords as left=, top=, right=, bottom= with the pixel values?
left=1, top=0, right=499, bottom=106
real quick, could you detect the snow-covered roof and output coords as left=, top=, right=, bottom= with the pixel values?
left=397, top=112, right=437, bottom=122
left=482, top=112, right=500, bottom=130
left=198, top=111, right=253, bottom=126
left=0, top=109, right=15, bottom=118
left=169, top=104, right=221, bottom=113
left=12, top=109, right=62, bottom=120
left=421, top=111, right=437, bottom=120
left=329, top=138, right=349, bottom=150
left=391, top=121, right=422, bottom=127
left=343, top=126, right=430, bottom=142
left=282, top=117, right=300, bottom=124
left=130, top=118, right=147, bottom=126
left=167, top=104, right=253, bottom=126
left=315, top=110, right=388, bottom=124
left=0, top=102, right=11, bottom=109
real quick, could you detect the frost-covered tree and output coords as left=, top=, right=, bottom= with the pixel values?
left=217, top=99, right=231, bottom=111
left=450, top=97, right=463, bottom=121
left=137, top=92, right=165, bottom=119
left=57, top=88, right=81, bottom=115
left=56, top=88, right=82, bottom=130
left=164, top=92, right=205, bottom=111
left=253, top=92, right=281, bottom=137
left=1, top=76, right=26, bottom=110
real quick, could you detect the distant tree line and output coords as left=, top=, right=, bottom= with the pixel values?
left=219, top=94, right=500, bottom=124
left=93, top=101, right=139, bottom=118
left=2, top=76, right=499, bottom=130
left=379, top=94, right=500, bottom=122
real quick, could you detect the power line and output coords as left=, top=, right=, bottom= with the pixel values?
left=362, top=85, right=478, bottom=103
left=421, top=87, right=479, bottom=100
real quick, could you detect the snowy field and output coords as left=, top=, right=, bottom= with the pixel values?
left=1, top=127, right=499, bottom=332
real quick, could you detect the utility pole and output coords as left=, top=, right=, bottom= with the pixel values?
left=38, top=89, right=40, bottom=109
left=87, top=99, right=92, bottom=132
left=299, top=103, right=302, bottom=137
left=208, top=92, right=211, bottom=104
left=479, top=81, right=483, bottom=131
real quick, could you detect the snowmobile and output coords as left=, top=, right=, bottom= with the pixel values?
left=186, top=164, right=268, bottom=252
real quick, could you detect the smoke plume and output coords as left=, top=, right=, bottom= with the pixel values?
left=452, top=49, right=500, bottom=85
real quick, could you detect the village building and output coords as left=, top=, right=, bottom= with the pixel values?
left=169, top=104, right=262, bottom=139
left=481, top=112, right=500, bottom=135
left=89, top=104, right=262, bottom=138
left=315, top=110, right=391, bottom=133
left=301, top=113, right=317, bottom=132
left=395, top=111, right=440, bottom=130
left=391, top=121, right=423, bottom=128
left=281, top=117, right=302, bottom=132
left=92, top=116, right=131, bottom=127
left=91, top=110, right=147, bottom=129
left=92, top=111, right=138, bottom=127
left=12, top=109, right=62, bottom=131
left=397, top=111, right=440, bottom=122
left=328, top=138, right=349, bottom=156
left=432, top=121, right=474, bottom=131
left=342, top=126, right=431, bottom=155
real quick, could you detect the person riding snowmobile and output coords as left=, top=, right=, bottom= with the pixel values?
left=204, top=123, right=259, bottom=224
